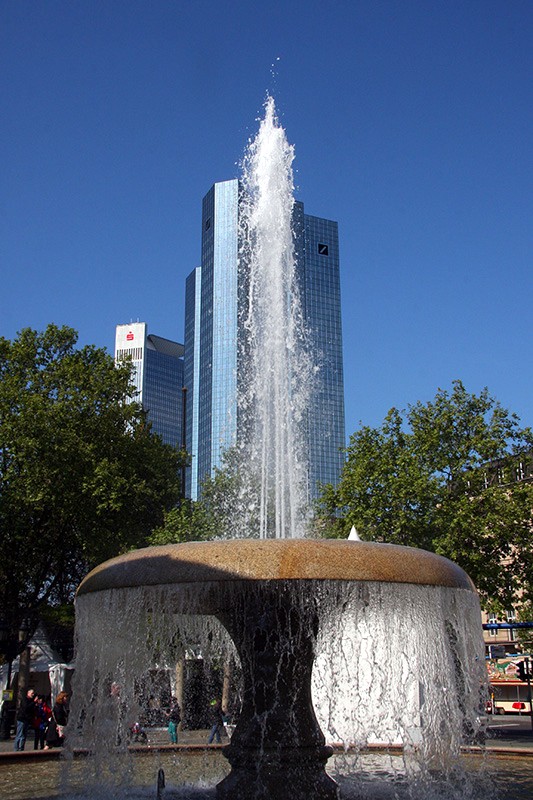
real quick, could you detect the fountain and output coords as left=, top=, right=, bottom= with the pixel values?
left=73, top=539, right=486, bottom=799
left=67, top=99, right=491, bottom=800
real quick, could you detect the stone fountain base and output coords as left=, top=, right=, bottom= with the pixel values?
left=77, top=539, right=477, bottom=800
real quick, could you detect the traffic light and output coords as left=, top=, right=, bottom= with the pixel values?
left=517, top=660, right=532, bottom=682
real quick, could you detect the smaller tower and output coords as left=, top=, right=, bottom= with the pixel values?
left=115, top=322, right=185, bottom=448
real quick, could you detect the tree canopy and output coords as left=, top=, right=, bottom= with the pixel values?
left=318, top=381, right=533, bottom=609
left=0, top=325, right=183, bottom=656
left=149, top=499, right=216, bottom=545
left=150, top=447, right=260, bottom=545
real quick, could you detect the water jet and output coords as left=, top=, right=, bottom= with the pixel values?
left=66, top=98, right=490, bottom=799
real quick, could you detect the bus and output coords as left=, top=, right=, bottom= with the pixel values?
left=487, top=657, right=532, bottom=715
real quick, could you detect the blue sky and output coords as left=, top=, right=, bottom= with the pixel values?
left=1, top=0, right=532, bottom=438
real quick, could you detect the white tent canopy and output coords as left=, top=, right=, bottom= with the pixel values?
left=0, top=624, right=74, bottom=701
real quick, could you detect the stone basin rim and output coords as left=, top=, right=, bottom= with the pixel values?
left=77, top=539, right=475, bottom=596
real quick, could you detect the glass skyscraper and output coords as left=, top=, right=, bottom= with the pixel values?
left=184, top=268, right=202, bottom=499
left=301, top=210, right=345, bottom=496
left=115, top=322, right=185, bottom=449
left=185, top=180, right=345, bottom=501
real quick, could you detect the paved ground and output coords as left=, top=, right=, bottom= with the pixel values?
left=1, top=717, right=532, bottom=757
left=485, top=714, right=533, bottom=751
left=0, top=726, right=215, bottom=754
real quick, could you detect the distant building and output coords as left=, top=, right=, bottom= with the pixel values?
left=184, top=267, right=202, bottom=499
left=482, top=608, right=522, bottom=657
left=299, top=206, right=345, bottom=498
left=184, top=179, right=345, bottom=501
left=115, top=322, right=185, bottom=448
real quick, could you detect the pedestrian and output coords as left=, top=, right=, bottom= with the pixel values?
left=33, top=695, right=51, bottom=750
left=129, top=720, right=148, bottom=743
left=207, top=698, right=225, bottom=744
left=165, top=697, right=181, bottom=744
left=45, top=691, right=69, bottom=749
left=14, top=688, right=36, bottom=751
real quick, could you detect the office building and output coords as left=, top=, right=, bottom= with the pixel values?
left=184, top=268, right=202, bottom=499
left=299, top=207, right=345, bottom=498
left=115, top=322, right=185, bottom=448
left=185, top=179, right=345, bottom=501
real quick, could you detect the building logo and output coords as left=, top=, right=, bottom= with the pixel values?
left=126, top=331, right=134, bottom=341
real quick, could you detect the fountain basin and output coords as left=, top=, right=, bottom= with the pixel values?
left=77, top=539, right=474, bottom=600
left=75, top=540, right=478, bottom=800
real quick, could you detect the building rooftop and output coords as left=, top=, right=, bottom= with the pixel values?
left=146, top=334, right=184, bottom=359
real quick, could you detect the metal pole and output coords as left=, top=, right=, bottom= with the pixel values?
left=525, top=656, right=533, bottom=733
left=156, top=768, right=165, bottom=800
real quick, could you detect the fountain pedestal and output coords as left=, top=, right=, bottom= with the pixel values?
left=216, top=584, right=339, bottom=799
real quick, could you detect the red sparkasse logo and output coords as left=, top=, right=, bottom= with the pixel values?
left=126, top=331, right=134, bottom=341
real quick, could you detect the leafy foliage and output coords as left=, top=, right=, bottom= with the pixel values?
left=516, top=602, right=533, bottom=650
left=318, top=381, right=533, bottom=607
left=150, top=447, right=261, bottom=544
left=149, top=499, right=216, bottom=544
left=0, top=325, right=183, bottom=656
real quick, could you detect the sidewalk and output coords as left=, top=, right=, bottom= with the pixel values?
left=2, top=726, right=533, bottom=759
left=485, top=721, right=533, bottom=753
left=0, top=727, right=217, bottom=757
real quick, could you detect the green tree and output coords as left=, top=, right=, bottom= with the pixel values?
left=149, top=499, right=216, bottom=545
left=516, top=602, right=533, bottom=651
left=199, top=447, right=260, bottom=538
left=0, top=325, right=183, bottom=657
left=318, top=381, right=533, bottom=607
left=151, top=447, right=261, bottom=544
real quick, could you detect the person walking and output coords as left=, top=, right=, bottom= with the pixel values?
left=166, top=697, right=181, bottom=744
left=14, top=688, right=36, bottom=751
left=207, top=698, right=225, bottom=744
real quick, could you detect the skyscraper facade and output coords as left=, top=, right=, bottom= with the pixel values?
left=184, top=267, right=202, bottom=499
left=185, top=180, right=345, bottom=502
left=301, top=210, right=345, bottom=496
left=115, top=322, right=185, bottom=448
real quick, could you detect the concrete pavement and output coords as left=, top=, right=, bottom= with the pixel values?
left=1, top=717, right=532, bottom=760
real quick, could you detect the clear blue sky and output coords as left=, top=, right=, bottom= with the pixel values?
left=2, top=0, right=532, bottom=438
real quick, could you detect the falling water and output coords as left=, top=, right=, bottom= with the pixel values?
left=17, top=100, right=518, bottom=800
left=65, top=579, right=493, bottom=800
left=238, top=97, right=314, bottom=539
